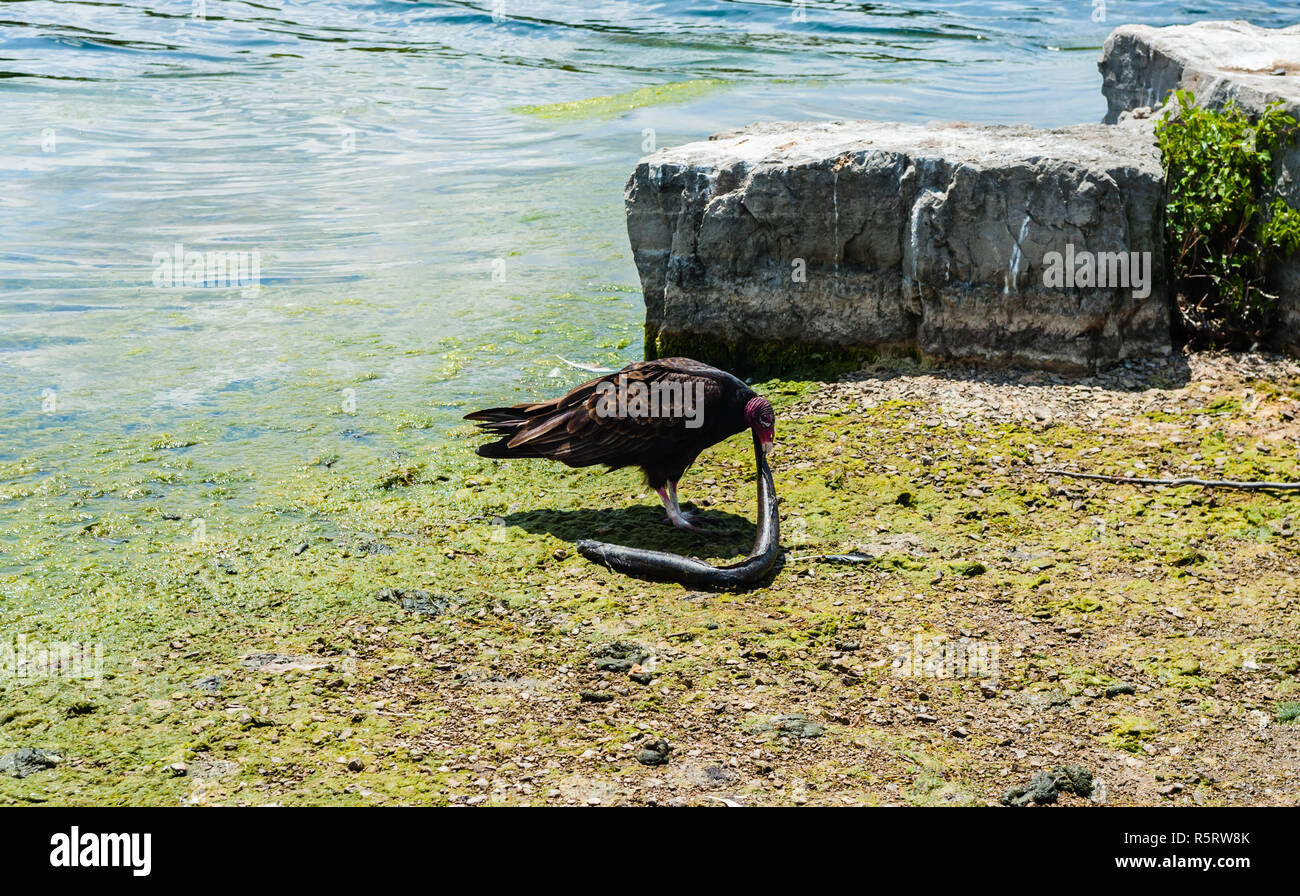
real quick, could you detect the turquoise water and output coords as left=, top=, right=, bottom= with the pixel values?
left=1, top=1, right=1296, bottom=552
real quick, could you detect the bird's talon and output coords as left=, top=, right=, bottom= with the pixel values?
left=661, top=513, right=711, bottom=534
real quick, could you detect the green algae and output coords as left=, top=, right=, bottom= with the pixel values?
left=1105, top=716, right=1160, bottom=753
left=3, top=358, right=1300, bottom=805
left=511, top=79, right=733, bottom=121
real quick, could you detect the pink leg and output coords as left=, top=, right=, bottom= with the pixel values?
left=656, top=485, right=700, bottom=531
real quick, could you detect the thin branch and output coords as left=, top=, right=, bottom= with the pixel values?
left=1043, top=469, right=1300, bottom=492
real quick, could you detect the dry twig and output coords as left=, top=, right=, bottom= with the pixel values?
left=1043, top=469, right=1300, bottom=492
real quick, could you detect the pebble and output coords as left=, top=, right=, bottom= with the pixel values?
left=374, top=588, right=451, bottom=617
left=764, top=714, right=824, bottom=739
left=192, top=675, right=225, bottom=694
left=637, top=739, right=672, bottom=766
left=590, top=640, right=650, bottom=672
left=1001, top=765, right=1095, bottom=806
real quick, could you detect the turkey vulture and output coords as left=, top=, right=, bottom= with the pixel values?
left=465, top=358, right=776, bottom=531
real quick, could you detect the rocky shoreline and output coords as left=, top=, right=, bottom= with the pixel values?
left=5, top=349, right=1297, bottom=806
left=626, top=21, right=1300, bottom=373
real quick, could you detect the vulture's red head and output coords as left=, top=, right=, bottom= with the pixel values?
left=744, top=396, right=776, bottom=454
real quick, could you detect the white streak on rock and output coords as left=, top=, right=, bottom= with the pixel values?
left=1005, top=213, right=1031, bottom=296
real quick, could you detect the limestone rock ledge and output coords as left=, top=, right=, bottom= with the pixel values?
left=1100, top=21, right=1300, bottom=124
left=626, top=119, right=1168, bottom=374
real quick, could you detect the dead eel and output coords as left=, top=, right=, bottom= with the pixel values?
left=577, top=432, right=780, bottom=589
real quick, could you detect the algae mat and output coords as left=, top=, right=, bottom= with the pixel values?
left=2, top=353, right=1299, bottom=805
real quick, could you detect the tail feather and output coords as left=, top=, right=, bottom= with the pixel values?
left=464, top=407, right=523, bottom=423
left=466, top=406, right=546, bottom=458
left=464, top=407, right=523, bottom=424
left=464, top=406, right=529, bottom=438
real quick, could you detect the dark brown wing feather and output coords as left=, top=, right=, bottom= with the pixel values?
left=465, top=358, right=752, bottom=473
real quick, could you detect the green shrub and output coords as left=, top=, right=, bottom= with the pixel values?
left=1156, top=90, right=1300, bottom=347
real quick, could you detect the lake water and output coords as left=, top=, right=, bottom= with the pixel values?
left=1, top=0, right=1295, bottom=562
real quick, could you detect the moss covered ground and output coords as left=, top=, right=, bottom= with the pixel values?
left=1, top=351, right=1298, bottom=805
